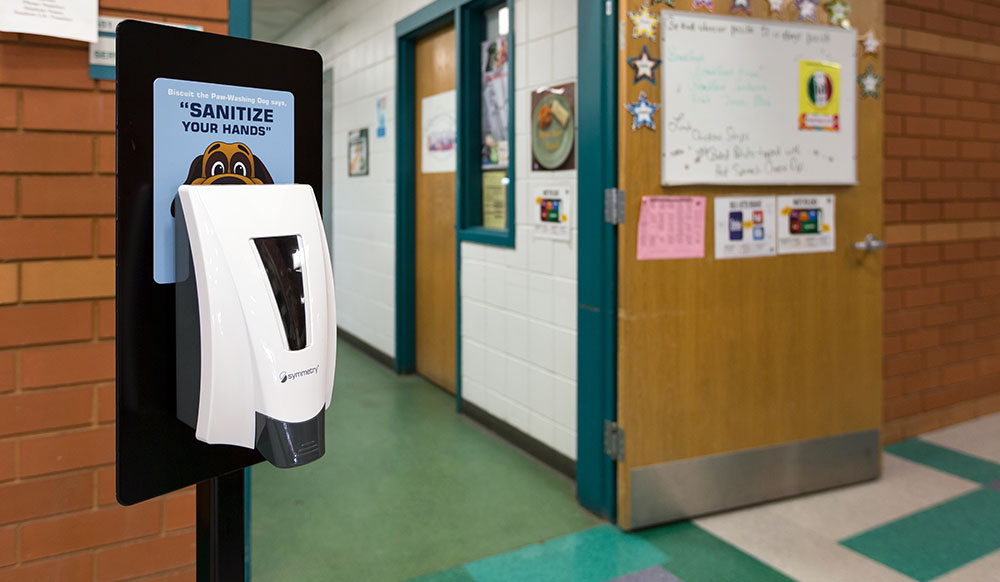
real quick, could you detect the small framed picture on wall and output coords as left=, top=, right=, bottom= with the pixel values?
left=348, top=128, right=368, bottom=177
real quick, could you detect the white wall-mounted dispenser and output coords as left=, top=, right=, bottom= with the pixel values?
left=175, top=184, right=336, bottom=468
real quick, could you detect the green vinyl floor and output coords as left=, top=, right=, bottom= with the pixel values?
left=249, top=340, right=600, bottom=581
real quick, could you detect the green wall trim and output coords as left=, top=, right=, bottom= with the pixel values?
left=396, top=0, right=460, bottom=38
left=228, top=0, right=251, bottom=38
left=575, top=0, right=618, bottom=520
left=458, top=226, right=515, bottom=247
left=395, top=0, right=462, bottom=378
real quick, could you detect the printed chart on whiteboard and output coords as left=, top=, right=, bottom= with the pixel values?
left=659, top=12, right=857, bottom=186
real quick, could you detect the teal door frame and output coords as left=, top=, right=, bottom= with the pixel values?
left=394, top=0, right=460, bottom=384
left=395, top=0, right=513, bottom=414
left=575, top=0, right=618, bottom=521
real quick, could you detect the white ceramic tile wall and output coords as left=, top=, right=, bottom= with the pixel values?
left=280, top=0, right=578, bottom=459
left=459, top=0, right=579, bottom=460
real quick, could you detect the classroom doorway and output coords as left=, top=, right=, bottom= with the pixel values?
left=613, top=0, right=885, bottom=529
left=412, top=24, right=457, bottom=393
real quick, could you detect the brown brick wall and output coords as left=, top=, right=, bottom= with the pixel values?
left=0, top=2, right=227, bottom=580
left=882, top=0, right=1000, bottom=442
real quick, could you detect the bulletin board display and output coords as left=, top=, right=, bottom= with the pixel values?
left=615, top=0, right=885, bottom=530
left=659, top=11, right=857, bottom=186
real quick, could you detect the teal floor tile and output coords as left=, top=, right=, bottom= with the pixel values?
left=636, top=521, right=793, bottom=582
left=886, top=439, right=1000, bottom=484
left=462, top=525, right=668, bottom=582
left=841, top=488, right=1000, bottom=581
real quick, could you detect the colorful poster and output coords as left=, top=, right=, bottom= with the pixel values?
left=421, top=90, right=457, bottom=174
left=348, top=128, right=368, bottom=176
left=713, top=196, right=776, bottom=259
left=481, top=36, right=509, bottom=169
left=777, top=194, right=836, bottom=254
left=0, top=0, right=97, bottom=42
left=799, top=60, right=842, bottom=131
left=153, top=78, right=295, bottom=283
left=636, top=196, right=706, bottom=260
left=531, top=184, right=571, bottom=241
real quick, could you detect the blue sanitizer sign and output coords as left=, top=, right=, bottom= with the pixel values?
left=152, top=78, right=295, bottom=283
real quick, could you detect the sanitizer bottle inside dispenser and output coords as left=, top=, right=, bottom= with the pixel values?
left=175, top=184, right=336, bottom=468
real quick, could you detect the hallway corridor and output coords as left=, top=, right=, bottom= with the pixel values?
left=252, top=341, right=1000, bottom=581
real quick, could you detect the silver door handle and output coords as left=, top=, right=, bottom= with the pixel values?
left=853, top=234, right=888, bottom=253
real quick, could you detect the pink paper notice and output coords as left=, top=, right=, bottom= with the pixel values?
left=636, top=196, right=706, bottom=260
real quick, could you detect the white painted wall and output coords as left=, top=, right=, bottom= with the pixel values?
left=279, top=0, right=579, bottom=460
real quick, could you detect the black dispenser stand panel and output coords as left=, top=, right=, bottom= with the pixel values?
left=115, top=20, right=322, bottom=505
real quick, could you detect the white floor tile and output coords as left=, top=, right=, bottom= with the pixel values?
left=921, top=413, right=1000, bottom=465
left=755, top=454, right=979, bottom=540
left=695, top=509, right=917, bottom=582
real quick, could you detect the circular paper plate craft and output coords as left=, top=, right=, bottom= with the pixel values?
left=531, top=93, right=574, bottom=170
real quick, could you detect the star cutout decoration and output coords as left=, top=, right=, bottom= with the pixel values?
left=651, top=0, right=675, bottom=6
left=768, top=0, right=785, bottom=12
left=861, top=29, right=880, bottom=54
left=625, top=91, right=660, bottom=131
left=825, top=0, right=851, bottom=28
left=629, top=3, right=658, bottom=40
left=858, top=65, right=882, bottom=99
left=626, top=45, right=662, bottom=85
left=732, top=0, right=751, bottom=14
left=693, top=0, right=714, bottom=11
left=796, top=0, right=817, bottom=21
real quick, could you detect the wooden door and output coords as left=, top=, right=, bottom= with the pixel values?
left=414, top=25, right=457, bottom=393
left=616, top=1, right=885, bottom=529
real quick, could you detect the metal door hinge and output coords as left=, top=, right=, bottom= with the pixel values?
left=604, top=188, right=625, bottom=225
left=604, top=420, right=624, bottom=462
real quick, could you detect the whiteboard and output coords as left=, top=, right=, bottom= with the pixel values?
left=659, top=12, right=857, bottom=186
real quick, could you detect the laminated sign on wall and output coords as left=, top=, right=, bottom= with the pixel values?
left=714, top=196, right=776, bottom=259
left=532, top=184, right=571, bottom=241
left=777, top=194, right=836, bottom=254
left=0, top=0, right=97, bottom=42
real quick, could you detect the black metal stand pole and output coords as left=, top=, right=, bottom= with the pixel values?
left=197, top=469, right=246, bottom=582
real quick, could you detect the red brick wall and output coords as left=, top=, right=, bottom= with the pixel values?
left=882, top=0, right=1000, bottom=442
left=0, top=2, right=228, bottom=580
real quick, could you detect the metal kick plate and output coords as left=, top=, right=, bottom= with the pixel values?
left=629, top=429, right=881, bottom=529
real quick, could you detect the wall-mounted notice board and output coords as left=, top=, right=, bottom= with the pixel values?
left=659, top=12, right=857, bottom=186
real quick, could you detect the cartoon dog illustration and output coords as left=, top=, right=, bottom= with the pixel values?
left=184, top=141, right=274, bottom=185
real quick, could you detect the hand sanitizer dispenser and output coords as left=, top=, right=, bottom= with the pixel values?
left=175, top=184, right=336, bottom=468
